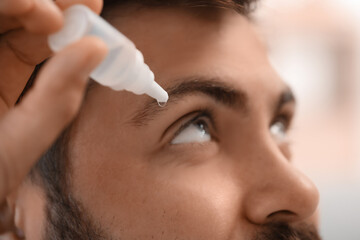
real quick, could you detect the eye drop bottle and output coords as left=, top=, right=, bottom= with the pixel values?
left=48, top=4, right=168, bottom=103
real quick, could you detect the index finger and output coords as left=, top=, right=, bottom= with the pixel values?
left=0, top=0, right=103, bottom=34
left=18, top=0, right=104, bottom=34
left=56, top=0, right=103, bottom=14
left=0, top=0, right=103, bottom=15
left=0, top=0, right=33, bottom=15
left=0, top=0, right=63, bottom=34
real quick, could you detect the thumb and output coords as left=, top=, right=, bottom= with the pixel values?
left=0, top=36, right=107, bottom=200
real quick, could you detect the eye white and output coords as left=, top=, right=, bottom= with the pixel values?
left=171, top=122, right=211, bottom=145
left=270, top=121, right=287, bottom=142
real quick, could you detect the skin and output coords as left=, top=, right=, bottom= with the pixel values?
left=0, top=0, right=107, bottom=238
left=9, top=5, right=319, bottom=240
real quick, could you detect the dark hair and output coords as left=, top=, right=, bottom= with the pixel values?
left=102, top=0, right=257, bottom=15
left=25, top=0, right=258, bottom=237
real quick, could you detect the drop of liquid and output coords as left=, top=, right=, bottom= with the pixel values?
left=157, top=101, right=167, bottom=107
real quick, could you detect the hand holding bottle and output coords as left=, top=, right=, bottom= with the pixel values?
left=0, top=0, right=107, bottom=236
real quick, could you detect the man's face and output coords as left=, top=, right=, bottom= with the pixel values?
left=65, top=6, right=319, bottom=240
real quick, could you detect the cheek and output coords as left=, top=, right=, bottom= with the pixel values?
left=72, top=154, right=242, bottom=240
left=149, top=164, right=241, bottom=239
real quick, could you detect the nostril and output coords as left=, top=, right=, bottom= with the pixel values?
left=267, top=210, right=297, bottom=222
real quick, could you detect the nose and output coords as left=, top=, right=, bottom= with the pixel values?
left=242, top=143, right=319, bottom=224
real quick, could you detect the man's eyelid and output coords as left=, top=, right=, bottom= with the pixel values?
left=160, top=111, right=204, bottom=141
left=172, top=111, right=214, bottom=139
left=272, top=102, right=296, bottom=129
left=272, top=114, right=292, bottom=129
left=160, top=109, right=216, bottom=143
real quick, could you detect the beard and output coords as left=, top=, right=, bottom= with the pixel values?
left=43, top=190, right=321, bottom=240
left=254, top=222, right=321, bottom=240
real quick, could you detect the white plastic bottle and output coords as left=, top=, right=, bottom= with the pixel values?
left=48, top=4, right=168, bottom=104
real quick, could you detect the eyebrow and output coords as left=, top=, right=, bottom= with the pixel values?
left=129, top=76, right=296, bottom=127
left=129, top=77, right=248, bottom=126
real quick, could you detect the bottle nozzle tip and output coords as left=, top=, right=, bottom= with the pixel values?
left=147, top=81, right=168, bottom=104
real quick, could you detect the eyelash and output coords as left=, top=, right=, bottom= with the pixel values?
left=166, top=109, right=293, bottom=146
left=271, top=113, right=292, bottom=131
left=172, top=109, right=215, bottom=141
left=270, top=114, right=291, bottom=128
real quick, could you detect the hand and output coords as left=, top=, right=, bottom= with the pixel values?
left=0, top=0, right=107, bottom=237
left=0, top=0, right=103, bottom=111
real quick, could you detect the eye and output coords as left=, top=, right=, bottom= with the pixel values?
left=270, top=116, right=289, bottom=142
left=171, top=114, right=212, bottom=145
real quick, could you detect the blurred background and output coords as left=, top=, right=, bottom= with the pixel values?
left=254, top=0, right=360, bottom=239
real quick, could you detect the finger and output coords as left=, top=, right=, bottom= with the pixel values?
left=17, top=0, right=63, bottom=34
left=0, top=34, right=36, bottom=111
left=0, top=0, right=104, bottom=108
left=0, top=0, right=103, bottom=15
left=56, top=0, right=103, bottom=14
left=0, top=232, right=18, bottom=240
left=0, top=16, right=21, bottom=34
left=3, top=30, right=51, bottom=66
left=0, top=36, right=107, bottom=200
left=0, top=30, right=48, bottom=111
left=0, top=0, right=103, bottom=35
left=17, top=0, right=104, bottom=34
left=0, top=0, right=34, bottom=15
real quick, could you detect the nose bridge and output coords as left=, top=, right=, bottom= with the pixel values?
left=240, top=135, right=319, bottom=225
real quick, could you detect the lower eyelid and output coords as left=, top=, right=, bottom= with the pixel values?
left=168, top=140, right=216, bottom=152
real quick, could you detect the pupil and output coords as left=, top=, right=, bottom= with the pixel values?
left=196, top=120, right=205, bottom=129
left=195, top=120, right=207, bottom=134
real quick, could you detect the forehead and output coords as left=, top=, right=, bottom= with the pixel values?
left=104, top=6, right=284, bottom=95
